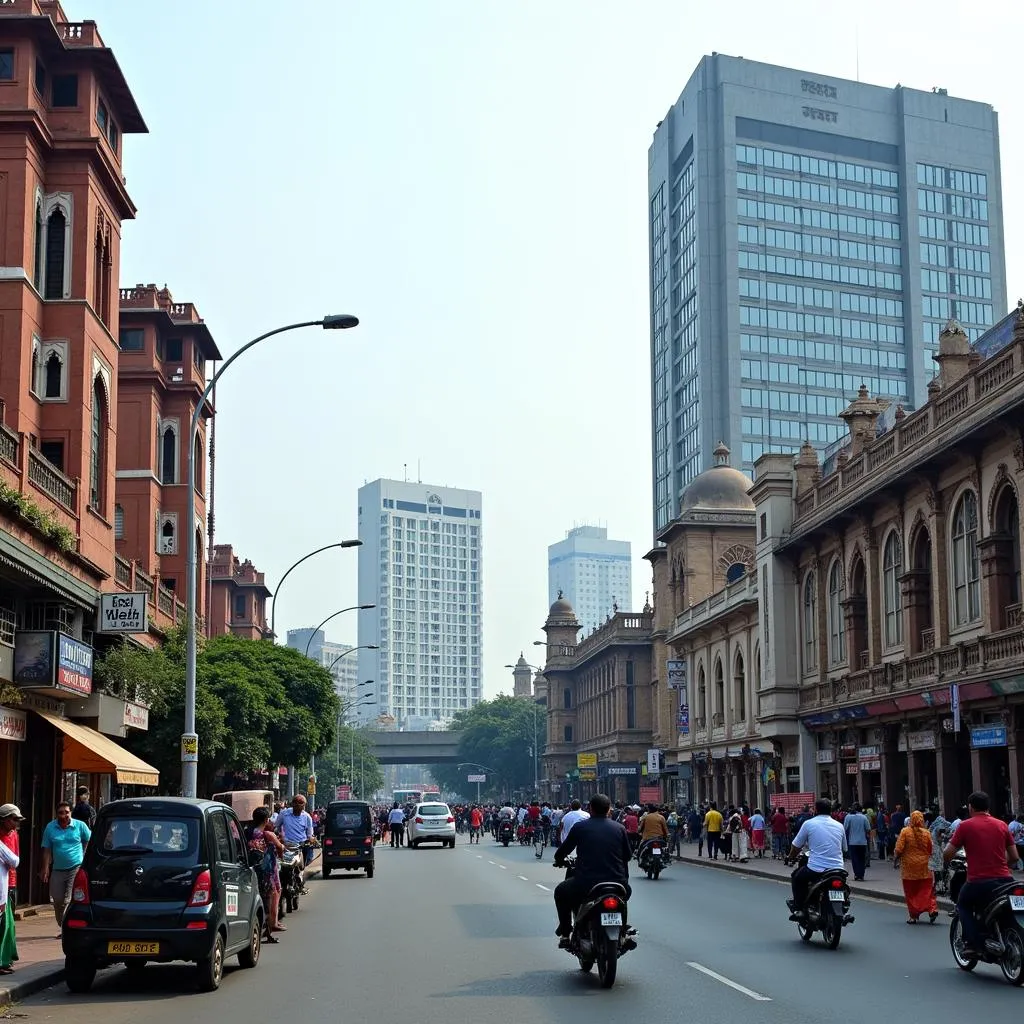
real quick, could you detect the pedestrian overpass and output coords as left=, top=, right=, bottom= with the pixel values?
left=367, top=731, right=463, bottom=765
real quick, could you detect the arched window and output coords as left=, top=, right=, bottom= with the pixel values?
left=996, top=487, right=1022, bottom=607
left=114, top=503, right=124, bottom=539
left=828, top=560, right=846, bottom=666
left=89, top=377, right=105, bottom=509
left=733, top=649, right=746, bottom=721
left=193, top=433, right=203, bottom=492
left=161, top=426, right=177, bottom=485
left=802, top=572, right=817, bottom=673
left=30, top=342, right=39, bottom=397
left=883, top=531, right=903, bottom=646
left=754, top=642, right=762, bottom=691
left=697, top=664, right=706, bottom=724
left=952, top=490, right=981, bottom=625
left=713, top=658, right=724, bottom=720
left=33, top=201, right=43, bottom=291
left=44, top=350, right=62, bottom=399
left=44, top=207, right=66, bottom=300
left=726, top=563, right=746, bottom=584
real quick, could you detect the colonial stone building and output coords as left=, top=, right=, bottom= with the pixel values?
left=758, top=314, right=1024, bottom=817
left=539, top=595, right=655, bottom=805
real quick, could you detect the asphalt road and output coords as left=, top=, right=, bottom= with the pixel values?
left=13, top=834, right=1024, bottom=1022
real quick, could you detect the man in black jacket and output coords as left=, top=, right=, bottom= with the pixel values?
left=553, top=793, right=632, bottom=947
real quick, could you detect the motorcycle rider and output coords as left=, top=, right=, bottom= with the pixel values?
left=785, top=797, right=847, bottom=920
left=277, top=795, right=314, bottom=895
left=552, top=793, right=632, bottom=948
left=943, top=790, right=1018, bottom=958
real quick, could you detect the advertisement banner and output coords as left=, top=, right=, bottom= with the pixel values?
left=336, top=785, right=352, bottom=800
left=56, top=634, right=93, bottom=696
left=0, top=707, right=26, bottom=742
left=666, top=660, right=686, bottom=690
left=13, top=631, right=55, bottom=687
left=951, top=683, right=961, bottom=733
left=647, top=749, right=661, bottom=775
left=98, top=592, right=149, bottom=634
left=677, top=702, right=690, bottom=734
left=639, top=785, right=661, bottom=804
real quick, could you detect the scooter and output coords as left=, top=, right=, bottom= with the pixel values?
left=785, top=852, right=854, bottom=949
left=279, top=839, right=318, bottom=915
left=498, top=819, right=515, bottom=847
left=636, top=837, right=667, bottom=880
left=949, top=854, right=1024, bottom=985
left=555, top=858, right=637, bottom=988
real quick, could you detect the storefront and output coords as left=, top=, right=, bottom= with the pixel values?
left=601, top=764, right=640, bottom=805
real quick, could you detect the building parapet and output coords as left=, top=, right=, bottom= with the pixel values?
left=568, top=611, right=653, bottom=665
left=672, top=572, right=758, bottom=638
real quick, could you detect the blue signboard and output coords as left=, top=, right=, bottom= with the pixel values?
left=970, top=725, right=1008, bottom=749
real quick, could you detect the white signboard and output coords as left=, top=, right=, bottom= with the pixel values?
left=467, top=774, right=486, bottom=783
left=646, top=748, right=661, bottom=775
left=815, top=749, right=835, bottom=764
left=123, top=701, right=149, bottom=731
left=0, top=707, right=26, bottom=742
left=99, top=593, right=148, bottom=634
left=666, top=660, right=686, bottom=690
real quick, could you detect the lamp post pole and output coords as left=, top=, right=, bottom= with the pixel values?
left=182, top=314, right=359, bottom=799
left=269, top=541, right=361, bottom=644
left=304, top=605, right=376, bottom=658
left=505, top=661, right=545, bottom=796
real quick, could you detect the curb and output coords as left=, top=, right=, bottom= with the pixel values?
left=0, top=963, right=66, bottom=1007
left=675, top=855, right=954, bottom=910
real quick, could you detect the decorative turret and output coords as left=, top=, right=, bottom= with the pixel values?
left=839, top=384, right=888, bottom=457
left=794, top=440, right=821, bottom=495
left=933, top=319, right=981, bottom=387
left=511, top=654, right=532, bottom=698
left=542, top=590, right=580, bottom=658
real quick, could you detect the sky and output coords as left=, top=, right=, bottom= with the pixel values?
left=75, top=0, right=1024, bottom=700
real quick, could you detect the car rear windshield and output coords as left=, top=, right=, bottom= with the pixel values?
left=420, top=804, right=449, bottom=816
left=95, top=817, right=198, bottom=858
left=330, top=809, right=368, bottom=829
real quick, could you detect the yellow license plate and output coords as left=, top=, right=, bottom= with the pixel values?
left=338, top=850, right=356, bottom=856
left=107, top=941, right=159, bottom=956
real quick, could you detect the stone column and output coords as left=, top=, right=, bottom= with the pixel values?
left=1008, top=717, right=1024, bottom=815
left=930, top=499, right=950, bottom=647
left=906, top=749, right=919, bottom=810
left=979, top=533, right=1015, bottom=633
left=936, top=731, right=959, bottom=814
left=880, top=737, right=901, bottom=807
left=970, top=747, right=983, bottom=796
left=899, top=569, right=932, bottom=655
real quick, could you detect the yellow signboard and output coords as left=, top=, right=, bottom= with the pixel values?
left=576, top=753, right=597, bottom=769
left=579, top=768, right=597, bottom=781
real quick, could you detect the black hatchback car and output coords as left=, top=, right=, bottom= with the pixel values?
left=321, top=800, right=375, bottom=878
left=61, top=797, right=264, bottom=993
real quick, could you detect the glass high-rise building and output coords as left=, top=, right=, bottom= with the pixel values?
left=548, top=526, right=632, bottom=635
left=648, top=54, right=1006, bottom=533
left=357, top=479, right=483, bottom=728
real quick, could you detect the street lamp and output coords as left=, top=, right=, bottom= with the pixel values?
left=304, top=605, right=376, bottom=657
left=457, top=761, right=502, bottom=804
left=269, top=540, right=362, bottom=643
left=506, top=661, right=545, bottom=795
left=182, top=313, right=360, bottom=799
left=327, top=644, right=378, bottom=674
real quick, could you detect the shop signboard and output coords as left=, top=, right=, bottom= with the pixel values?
left=639, top=786, right=661, bottom=804
left=606, top=765, right=639, bottom=776
left=98, top=592, right=148, bottom=634
left=467, top=774, right=486, bottom=783
left=576, top=753, right=597, bottom=769
left=123, top=701, right=150, bottom=731
left=579, top=768, right=597, bottom=781
left=336, top=785, right=352, bottom=800
left=771, top=793, right=816, bottom=814
left=13, top=631, right=55, bottom=687
left=845, top=763, right=859, bottom=775
left=859, top=758, right=881, bottom=771
left=951, top=684, right=961, bottom=733
left=898, top=730, right=936, bottom=752
left=0, top=707, right=26, bottom=742
left=677, top=702, right=690, bottom=734
left=666, top=660, right=686, bottom=690
left=647, top=749, right=662, bottom=775
left=815, top=749, right=835, bottom=764
left=971, top=725, right=1008, bottom=749
left=57, top=635, right=92, bottom=695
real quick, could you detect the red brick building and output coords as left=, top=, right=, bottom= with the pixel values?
left=115, top=283, right=220, bottom=617
left=209, top=544, right=271, bottom=640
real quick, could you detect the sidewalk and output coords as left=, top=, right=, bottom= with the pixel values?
left=669, top=841, right=954, bottom=909
left=0, top=853, right=324, bottom=1006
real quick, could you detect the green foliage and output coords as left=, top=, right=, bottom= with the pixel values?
left=99, top=629, right=341, bottom=795
left=0, top=480, right=76, bottom=553
left=299, top=725, right=383, bottom=802
left=429, top=695, right=542, bottom=799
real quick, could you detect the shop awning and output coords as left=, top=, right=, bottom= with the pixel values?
left=34, top=710, right=159, bottom=786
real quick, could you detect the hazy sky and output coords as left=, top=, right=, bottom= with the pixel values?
left=77, top=0, right=1023, bottom=699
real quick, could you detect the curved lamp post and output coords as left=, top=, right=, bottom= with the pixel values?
left=304, top=605, right=375, bottom=657
left=327, top=643, right=378, bottom=674
left=269, top=540, right=362, bottom=643
left=182, top=313, right=360, bottom=799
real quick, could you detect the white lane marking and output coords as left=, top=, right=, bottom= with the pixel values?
left=518, top=875, right=528, bottom=881
left=686, top=962, right=771, bottom=1002
left=536, top=883, right=550, bottom=891
left=476, top=855, right=483, bottom=859
left=487, top=860, right=495, bottom=865
left=499, top=865, right=507, bottom=870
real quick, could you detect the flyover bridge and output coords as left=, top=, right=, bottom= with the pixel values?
left=367, top=730, right=463, bottom=765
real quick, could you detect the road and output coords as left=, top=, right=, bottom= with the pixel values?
left=14, top=834, right=1024, bottom=1021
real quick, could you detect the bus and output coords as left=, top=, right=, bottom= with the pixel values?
left=393, top=785, right=440, bottom=806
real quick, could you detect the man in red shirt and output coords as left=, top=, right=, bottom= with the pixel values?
left=944, top=790, right=1018, bottom=956
left=770, top=807, right=789, bottom=860
left=469, top=805, right=483, bottom=845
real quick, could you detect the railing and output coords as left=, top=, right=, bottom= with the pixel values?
left=136, top=570, right=154, bottom=602
left=792, top=339, right=1024, bottom=525
left=921, top=627, right=936, bottom=652
left=27, top=448, right=75, bottom=509
left=119, top=286, right=159, bottom=308
left=672, top=574, right=758, bottom=636
left=858, top=649, right=870, bottom=670
left=0, top=424, right=18, bottom=467
left=157, top=587, right=174, bottom=616
left=60, top=22, right=102, bottom=46
left=1007, top=604, right=1023, bottom=628
left=712, top=712, right=725, bottom=727
left=114, top=555, right=132, bottom=588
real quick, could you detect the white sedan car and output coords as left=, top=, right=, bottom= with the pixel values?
left=406, top=802, right=457, bottom=848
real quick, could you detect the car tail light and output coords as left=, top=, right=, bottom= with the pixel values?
left=186, top=921, right=208, bottom=930
left=831, top=879, right=844, bottom=889
left=188, top=869, right=212, bottom=907
left=65, top=918, right=87, bottom=929
left=364, top=838, right=372, bottom=845
left=601, top=896, right=620, bottom=910
left=1014, top=887, right=1024, bottom=897
left=71, top=867, right=89, bottom=905
left=447, top=817, right=455, bottom=824
left=324, top=839, right=333, bottom=847
left=415, top=817, right=423, bottom=824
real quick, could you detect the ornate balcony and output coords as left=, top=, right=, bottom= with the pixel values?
left=27, top=448, right=75, bottom=510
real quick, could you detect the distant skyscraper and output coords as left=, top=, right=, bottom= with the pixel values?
left=548, top=526, right=632, bottom=634
left=286, top=630, right=360, bottom=719
left=648, top=53, right=1006, bottom=532
left=357, top=479, right=483, bottom=727
left=286, top=627, right=324, bottom=663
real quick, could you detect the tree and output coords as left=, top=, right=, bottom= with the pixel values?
left=97, top=630, right=340, bottom=795
left=429, top=695, right=541, bottom=799
left=299, top=725, right=383, bottom=802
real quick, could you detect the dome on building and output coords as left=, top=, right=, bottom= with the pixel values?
left=679, top=442, right=754, bottom=514
left=514, top=653, right=529, bottom=668
left=547, top=591, right=576, bottom=618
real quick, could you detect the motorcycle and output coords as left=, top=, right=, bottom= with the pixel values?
left=279, top=839, right=318, bottom=915
left=636, top=837, right=667, bottom=880
left=556, top=858, right=637, bottom=988
left=498, top=819, right=515, bottom=847
left=949, top=854, right=1024, bottom=985
left=786, top=852, right=854, bottom=949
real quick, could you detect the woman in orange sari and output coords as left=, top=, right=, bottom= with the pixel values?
left=894, top=810, right=939, bottom=924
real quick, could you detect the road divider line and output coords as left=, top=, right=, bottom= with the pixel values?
left=686, top=962, right=771, bottom=1002
left=487, top=860, right=495, bottom=865
left=536, top=883, right=550, bottom=891
left=518, top=875, right=528, bottom=880
left=499, top=865, right=507, bottom=870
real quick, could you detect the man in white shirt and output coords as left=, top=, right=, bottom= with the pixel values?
left=786, top=798, right=847, bottom=919
left=388, top=804, right=407, bottom=848
left=558, top=799, right=590, bottom=844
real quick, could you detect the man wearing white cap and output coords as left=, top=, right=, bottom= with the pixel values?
left=0, top=805, right=22, bottom=973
